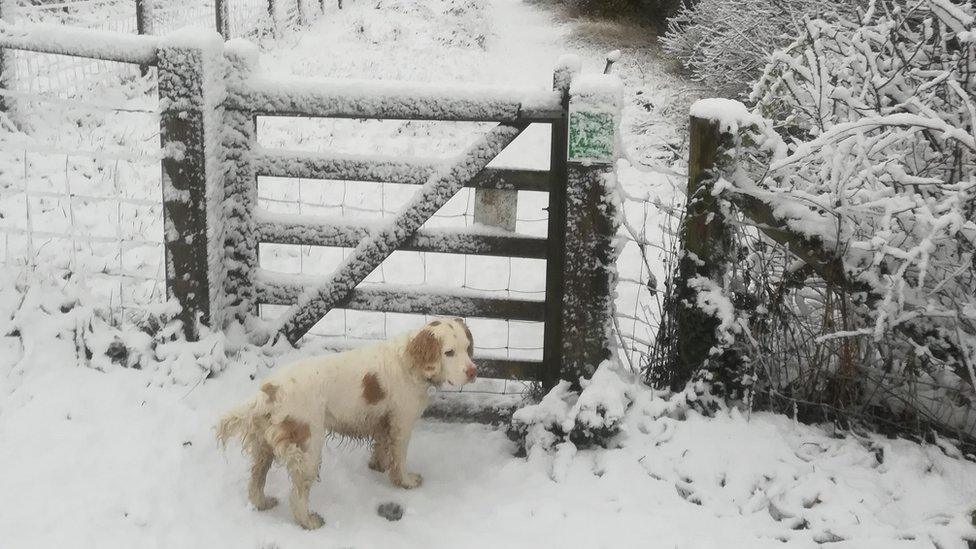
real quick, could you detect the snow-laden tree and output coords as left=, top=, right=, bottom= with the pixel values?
left=662, top=0, right=860, bottom=98
left=702, top=0, right=976, bottom=434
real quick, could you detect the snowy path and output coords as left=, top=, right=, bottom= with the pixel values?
left=2, top=1, right=975, bottom=548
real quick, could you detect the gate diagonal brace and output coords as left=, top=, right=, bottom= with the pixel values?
left=275, top=122, right=528, bottom=344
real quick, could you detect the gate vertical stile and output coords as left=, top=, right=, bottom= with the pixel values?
left=541, top=58, right=577, bottom=390
left=220, top=42, right=260, bottom=330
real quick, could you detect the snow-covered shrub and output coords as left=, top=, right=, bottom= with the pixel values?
left=683, top=0, right=976, bottom=438
left=0, top=270, right=232, bottom=387
left=662, top=0, right=858, bottom=98
left=509, top=363, right=635, bottom=458
left=508, top=362, right=695, bottom=479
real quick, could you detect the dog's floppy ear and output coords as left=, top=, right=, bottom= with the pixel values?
left=406, top=327, right=442, bottom=378
left=454, top=318, right=474, bottom=357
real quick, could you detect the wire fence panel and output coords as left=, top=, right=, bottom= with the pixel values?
left=0, top=84, right=165, bottom=322
left=10, top=1, right=141, bottom=98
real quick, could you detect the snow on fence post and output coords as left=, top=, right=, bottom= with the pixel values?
left=218, top=40, right=259, bottom=330
left=667, top=110, right=736, bottom=391
left=156, top=32, right=228, bottom=340
left=135, top=0, right=155, bottom=76
left=558, top=71, right=622, bottom=388
left=215, top=0, right=230, bottom=40
left=541, top=55, right=578, bottom=390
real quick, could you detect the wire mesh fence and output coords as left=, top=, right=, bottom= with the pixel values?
left=0, top=76, right=165, bottom=323
left=0, top=0, right=330, bottom=323
left=3, top=0, right=301, bottom=100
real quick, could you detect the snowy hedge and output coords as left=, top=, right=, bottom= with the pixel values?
left=685, top=0, right=976, bottom=437
left=662, top=0, right=859, bottom=98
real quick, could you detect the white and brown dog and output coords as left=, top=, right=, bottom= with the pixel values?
left=217, top=318, right=477, bottom=529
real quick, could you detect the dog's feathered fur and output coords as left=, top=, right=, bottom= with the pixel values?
left=217, top=318, right=477, bottom=529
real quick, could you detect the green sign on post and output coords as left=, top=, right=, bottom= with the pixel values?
left=568, top=110, right=615, bottom=164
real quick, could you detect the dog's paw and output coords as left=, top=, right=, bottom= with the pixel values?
left=299, top=512, right=325, bottom=530
left=368, top=457, right=387, bottom=473
left=252, top=495, right=278, bottom=511
left=395, top=472, right=423, bottom=489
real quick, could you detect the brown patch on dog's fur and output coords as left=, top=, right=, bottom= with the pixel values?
left=361, top=372, right=386, bottom=404
left=260, top=382, right=278, bottom=403
left=406, top=329, right=441, bottom=366
left=455, top=318, right=474, bottom=357
left=274, top=416, right=311, bottom=450
left=430, top=320, right=441, bottom=326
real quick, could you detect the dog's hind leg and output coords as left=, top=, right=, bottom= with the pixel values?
left=270, top=418, right=325, bottom=530
left=247, top=441, right=278, bottom=511
left=284, top=441, right=325, bottom=529
left=368, top=414, right=392, bottom=473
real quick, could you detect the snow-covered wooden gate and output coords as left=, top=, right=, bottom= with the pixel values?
left=0, top=26, right=622, bottom=388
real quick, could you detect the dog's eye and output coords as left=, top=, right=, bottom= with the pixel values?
left=445, top=349, right=455, bottom=357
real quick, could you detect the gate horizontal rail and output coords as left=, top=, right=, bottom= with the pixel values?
left=310, top=338, right=545, bottom=381
left=255, top=270, right=546, bottom=321
left=228, top=75, right=563, bottom=122
left=255, top=211, right=549, bottom=259
left=253, top=148, right=551, bottom=191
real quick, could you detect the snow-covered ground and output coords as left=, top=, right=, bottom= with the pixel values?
left=2, top=278, right=975, bottom=548
left=2, top=0, right=975, bottom=547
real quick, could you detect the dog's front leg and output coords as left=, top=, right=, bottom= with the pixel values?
left=387, top=417, right=422, bottom=489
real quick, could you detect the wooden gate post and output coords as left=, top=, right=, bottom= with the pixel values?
left=557, top=70, right=622, bottom=388
left=156, top=33, right=227, bottom=339
left=219, top=41, right=259, bottom=330
left=667, top=115, right=735, bottom=391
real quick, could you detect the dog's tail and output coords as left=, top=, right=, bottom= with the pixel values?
left=216, top=390, right=272, bottom=450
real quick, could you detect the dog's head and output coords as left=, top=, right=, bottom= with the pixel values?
left=405, top=318, right=477, bottom=388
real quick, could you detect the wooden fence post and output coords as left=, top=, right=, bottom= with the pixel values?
left=156, top=33, right=227, bottom=339
left=667, top=115, right=735, bottom=391
left=267, top=0, right=279, bottom=37
left=219, top=41, right=259, bottom=330
left=135, top=0, right=154, bottom=76
left=0, top=0, right=13, bottom=114
left=540, top=56, right=578, bottom=390
left=215, top=0, right=230, bottom=40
